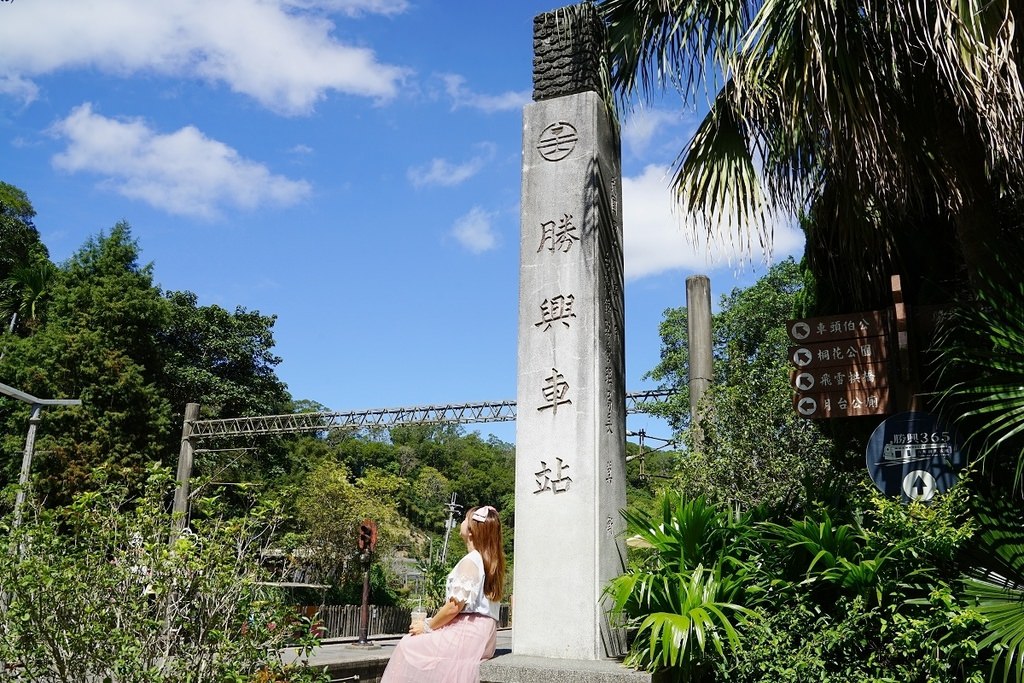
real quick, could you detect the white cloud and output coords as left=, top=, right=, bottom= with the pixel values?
left=285, top=0, right=409, bottom=16
left=0, top=74, right=39, bottom=105
left=450, top=207, right=499, bottom=253
left=623, top=164, right=805, bottom=280
left=408, top=143, right=495, bottom=188
left=0, top=0, right=410, bottom=115
left=441, top=74, right=531, bottom=113
left=50, top=103, right=312, bottom=220
left=621, top=108, right=688, bottom=157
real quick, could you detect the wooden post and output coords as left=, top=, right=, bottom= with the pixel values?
left=12, top=404, right=42, bottom=531
left=687, top=275, right=714, bottom=424
left=891, top=276, right=920, bottom=411
left=171, top=403, right=200, bottom=542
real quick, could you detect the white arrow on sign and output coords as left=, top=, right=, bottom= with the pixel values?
left=795, top=372, right=815, bottom=391
left=791, top=321, right=811, bottom=340
left=902, top=470, right=937, bottom=501
left=797, top=396, right=817, bottom=416
left=792, top=348, right=813, bottom=367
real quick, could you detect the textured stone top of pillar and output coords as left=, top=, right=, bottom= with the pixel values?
left=532, top=3, right=609, bottom=102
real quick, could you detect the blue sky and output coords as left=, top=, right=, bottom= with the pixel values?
left=0, top=0, right=803, bottom=445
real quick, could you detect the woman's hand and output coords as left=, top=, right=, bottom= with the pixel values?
left=408, top=597, right=466, bottom=635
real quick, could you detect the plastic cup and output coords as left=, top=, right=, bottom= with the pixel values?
left=411, top=610, right=427, bottom=630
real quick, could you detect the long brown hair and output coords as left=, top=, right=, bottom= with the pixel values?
left=466, top=506, right=506, bottom=602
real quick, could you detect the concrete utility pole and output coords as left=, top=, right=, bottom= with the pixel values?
left=439, top=492, right=462, bottom=565
left=686, top=275, right=713, bottom=425
left=0, top=382, right=81, bottom=530
left=171, top=402, right=200, bottom=543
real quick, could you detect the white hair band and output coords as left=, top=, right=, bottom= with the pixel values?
left=472, top=506, right=496, bottom=522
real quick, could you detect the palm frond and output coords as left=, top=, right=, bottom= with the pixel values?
left=599, top=0, right=752, bottom=107
left=672, top=80, right=774, bottom=257
left=959, top=496, right=1024, bottom=682
left=935, top=253, right=1024, bottom=485
left=614, top=564, right=753, bottom=674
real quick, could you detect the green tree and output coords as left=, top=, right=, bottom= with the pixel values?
left=0, top=207, right=296, bottom=503
left=646, top=259, right=840, bottom=513
left=159, top=290, right=290, bottom=421
left=0, top=181, right=47, bottom=280
left=1, top=261, right=57, bottom=335
left=596, top=0, right=1023, bottom=307
left=292, top=460, right=408, bottom=592
left=407, top=465, right=451, bottom=532
left=0, top=224, right=171, bottom=500
left=0, top=182, right=50, bottom=336
left=447, top=432, right=514, bottom=511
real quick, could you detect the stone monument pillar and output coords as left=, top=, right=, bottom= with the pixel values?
left=512, top=4, right=626, bottom=661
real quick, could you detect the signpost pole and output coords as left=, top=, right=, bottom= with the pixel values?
left=351, top=520, right=379, bottom=648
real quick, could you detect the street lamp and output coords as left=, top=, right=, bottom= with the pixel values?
left=0, top=381, right=81, bottom=529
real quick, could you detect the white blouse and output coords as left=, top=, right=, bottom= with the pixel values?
left=445, top=550, right=499, bottom=620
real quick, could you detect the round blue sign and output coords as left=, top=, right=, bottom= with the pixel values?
left=865, top=411, right=964, bottom=502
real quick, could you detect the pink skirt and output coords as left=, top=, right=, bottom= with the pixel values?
left=381, top=613, right=497, bottom=683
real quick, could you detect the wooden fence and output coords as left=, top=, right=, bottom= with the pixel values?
left=304, top=604, right=511, bottom=639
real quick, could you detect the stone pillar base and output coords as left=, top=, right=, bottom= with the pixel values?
left=480, top=654, right=663, bottom=683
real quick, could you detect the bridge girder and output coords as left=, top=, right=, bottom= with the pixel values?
left=188, top=390, right=674, bottom=441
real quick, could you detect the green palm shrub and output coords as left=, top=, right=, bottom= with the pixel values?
left=607, top=494, right=759, bottom=680
left=961, top=497, right=1024, bottom=683
left=763, top=510, right=895, bottom=604
left=613, top=488, right=987, bottom=681
left=730, top=487, right=983, bottom=683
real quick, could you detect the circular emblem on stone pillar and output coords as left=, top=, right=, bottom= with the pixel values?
left=537, top=121, right=579, bottom=161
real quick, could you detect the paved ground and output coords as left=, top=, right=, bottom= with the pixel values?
left=282, top=627, right=513, bottom=670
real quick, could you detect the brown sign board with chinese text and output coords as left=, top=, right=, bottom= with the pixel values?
left=786, top=310, right=890, bottom=344
left=789, top=335, right=890, bottom=370
left=790, top=361, right=890, bottom=393
left=793, top=387, right=892, bottom=419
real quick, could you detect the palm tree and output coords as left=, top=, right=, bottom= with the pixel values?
left=594, top=0, right=1024, bottom=305
left=1, top=261, right=56, bottom=334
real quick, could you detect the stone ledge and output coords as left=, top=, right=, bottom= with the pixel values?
left=480, top=654, right=662, bottom=683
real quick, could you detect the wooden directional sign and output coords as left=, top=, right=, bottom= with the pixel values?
left=790, top=362, right=890, bottom=393
left=793, top=387, right=892, bottom=419
left=789, top=309, right=894, bottom=419
left=787, top=310, right=889, bottom=344
left=789, top=336, right=889, bottom=370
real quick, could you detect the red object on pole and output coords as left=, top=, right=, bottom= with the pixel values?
left=357, top=519, right=377, bottom=553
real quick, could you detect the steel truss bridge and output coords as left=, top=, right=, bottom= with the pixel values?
left=188, top=389, right=674, bottom=441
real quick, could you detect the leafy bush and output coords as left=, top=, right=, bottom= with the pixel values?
left=612, top=486, right=989, bottom=682
left=0, top=466, right=327, bottom=682
left=607, top=494, right=761, bottom=682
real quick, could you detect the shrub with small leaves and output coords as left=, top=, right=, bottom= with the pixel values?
left=0, top=465, right=328, bottom=683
